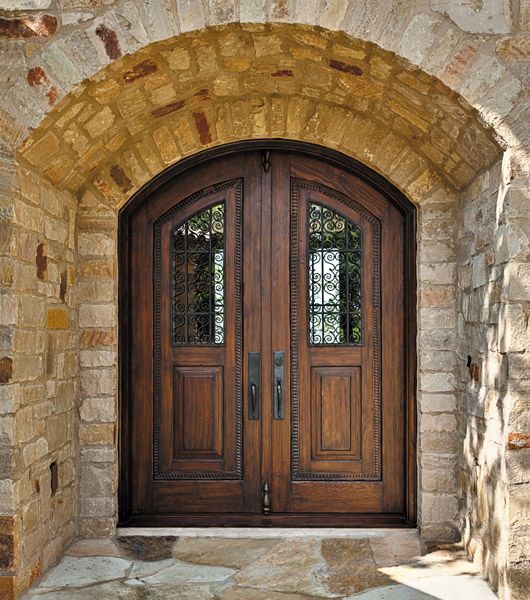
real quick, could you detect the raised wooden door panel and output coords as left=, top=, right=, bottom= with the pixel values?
left=172, top=366, right=223, bottom=460
left=310, top=366, right=362, bottom=463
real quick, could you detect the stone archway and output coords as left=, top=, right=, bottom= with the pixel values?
left=0, top=12, right=528, bottom=600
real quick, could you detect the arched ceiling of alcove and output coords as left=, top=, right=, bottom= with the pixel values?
left=16, top=24, right=501, bottom=207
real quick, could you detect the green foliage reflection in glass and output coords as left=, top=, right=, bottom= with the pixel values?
left=308, top=202, right=362, bottom=345
left=172, top=202, right=225, bottom=344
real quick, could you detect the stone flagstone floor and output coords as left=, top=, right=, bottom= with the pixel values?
left=21, top=529, right=497, bottom=599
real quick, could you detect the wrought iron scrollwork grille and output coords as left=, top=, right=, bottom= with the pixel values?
left=172, top=202, right=225, bottom=345
left=307, top=201, right=362, bottom=345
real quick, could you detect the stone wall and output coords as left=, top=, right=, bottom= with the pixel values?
left=457, top=157, right=530, bottom=599
left=76, top=191, right=118, bottom=539
left=0, top=165, right=78, bottom=598
left=417, top=188, right=460, bottom=543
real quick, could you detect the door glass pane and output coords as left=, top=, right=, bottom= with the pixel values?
left=172, top=202, right=225, bottom=344
left=308, top=202, right=362, bottom=345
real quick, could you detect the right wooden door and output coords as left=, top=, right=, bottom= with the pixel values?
left=267, top=153, right=407, bottom=518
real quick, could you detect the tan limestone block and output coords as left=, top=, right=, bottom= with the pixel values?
left=218, top=32, right=253, bottom=57
left=47, top=308, right=69, bottom=329
left=213, top=74, right=240, bottom=96
left=0, top=292, right=16, bottom=326
left=18, top=295, right=45, bottom=328
left=46, top=413, right=67, bottom=451
left=13, top=354, right=44, bottom=381
left=223, top=55, right=252, bottom=71
left=85, top=106, right=116, bottom=138
left=134, top=141, right=163, bottom=176
left=153, top=126, right=179, bottom=164
left=420, top=286, right=456, bottom=307
left=150, top=83, right=177, bottom=107
left=44, top=155, right=76, bottom=185
left=249, top=98, right=268, bottom=136
left=79, top=304, right=115, bottom=328
left=162, top=46, right=191, bottom=71
left=253, top=34, right=283, bottom=56
left=143, top=71, right=172, bottom=93
left=80, top=397, right=116, bottom=423
left=230, top=100, right=251, bottom=137
left=79, top=423, right=115, bottom=445
left=21, top=498, right=39, bottom=534
left=195, top=45, right=218, bottom=75
left=80, top=367, right=116, bottom=396
left=80, top=329, right=116, bottom=349
left=78, top=233, right=115, bottom=257
left=173, top=114, right=200, bottom=151
left=22, top=131, right=61, bottom=167
left=14, top=202, right=43, bottom=233
left=14, top=405, right=34, bottom=444
left=78, top=517, right=116, bottom=539
left=117, top=89, right=147, bottom=120
left=79, top=258, right=115, bottom=279
left=407, top=170, right=443, bottom=202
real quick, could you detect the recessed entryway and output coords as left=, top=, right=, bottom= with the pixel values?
left=119, top=141, right=416, bottom=527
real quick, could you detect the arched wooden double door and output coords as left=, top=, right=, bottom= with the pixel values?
left=119, top=142, right=416, bottom=526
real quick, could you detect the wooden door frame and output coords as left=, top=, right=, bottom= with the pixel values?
left=118, top=139, right=417, bottom=527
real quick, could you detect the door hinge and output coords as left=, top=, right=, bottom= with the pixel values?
left=262, top=150, right=271, bottom=173
left=262, top=480, right=271, bottom=515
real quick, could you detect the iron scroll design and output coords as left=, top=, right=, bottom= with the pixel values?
left=172, top=202, right=225, bottom=345
left=290, top=178, right=382, bottom=481
left=307, top=201, right=362, bottom=345
left=153, top=179, right=243, bottom=480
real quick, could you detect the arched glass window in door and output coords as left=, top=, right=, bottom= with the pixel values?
left=172, top=202, right=225, bottom=345
left=308, top=202, right=362, bottom=345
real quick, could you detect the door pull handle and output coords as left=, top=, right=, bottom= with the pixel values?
left=248, top=352, right=260, bottom=420
left=250, top=383, right=257, bottom=419
left=273, top=351, right=285, bottom=420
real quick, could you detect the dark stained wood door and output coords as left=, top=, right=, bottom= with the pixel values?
left=119, top=144, right=416, bottom=526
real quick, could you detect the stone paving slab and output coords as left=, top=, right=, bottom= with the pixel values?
left=37, top=556, right=132, bottom=589
left=21, top=533, right=498, bottom=600
left=173, top=537, right=281, bottom=568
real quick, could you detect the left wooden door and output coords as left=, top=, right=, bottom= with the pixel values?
left=122, top=153, right=264, bottom=520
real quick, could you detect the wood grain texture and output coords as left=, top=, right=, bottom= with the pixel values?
left=118, top=141, right=417, bottom=526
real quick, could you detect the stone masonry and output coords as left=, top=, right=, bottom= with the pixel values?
left=0, top=2, right=528, bottom=600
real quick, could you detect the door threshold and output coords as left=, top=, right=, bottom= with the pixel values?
left=117, top=527, right=419, bottom=539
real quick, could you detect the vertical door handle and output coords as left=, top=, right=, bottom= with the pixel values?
left=276, top=379, right=282, bottom=419
left=250, top=383, right=257, bottom=418
left=248, top=352, right=260, bottom=420
left=273, top=351, right=285, bottom=420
